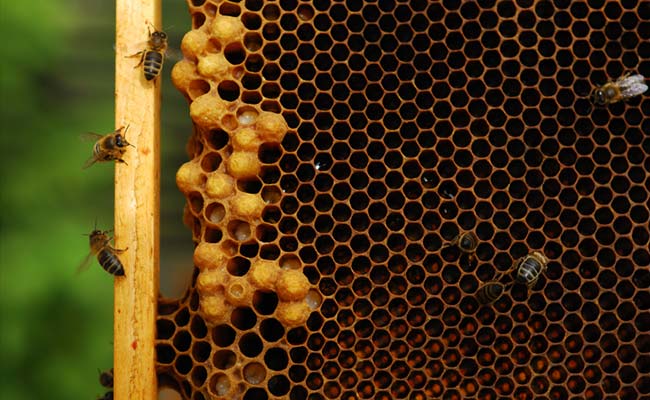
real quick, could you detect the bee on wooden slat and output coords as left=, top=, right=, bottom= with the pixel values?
left=78, top=225, right=126, bottom=277
left=97, top=392, right=113, bottom=400
left=99, top=368, right=113, bottom=389
left=82, top=125, right=133, bottom=169
left=131, top=24, right=168, bottom=81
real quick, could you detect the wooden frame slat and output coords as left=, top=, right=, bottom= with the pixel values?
left=114, top=1, right=160, bottom=398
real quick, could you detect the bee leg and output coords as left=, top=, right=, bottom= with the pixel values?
left=621, top=70, right=635, bottom=79
left=467, top=253, right=476, bottom=266
left=442, top=235, right=460, bottom=250
left=129, top=51, right=145, bottom=68
left=503, top=262, right=517, bottom=278
left=497, top=263, right=516, bottom=286
left=116, top=158, right=129, bottom=165
left=111, top=246, right=129, bottom=254
left=493, top=271, right=506, bottom=282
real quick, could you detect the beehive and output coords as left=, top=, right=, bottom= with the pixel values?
left=156, top=1, right=650, bottom=399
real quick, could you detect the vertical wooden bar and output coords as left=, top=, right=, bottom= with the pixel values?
left=114, top=1, right=160, bottom=399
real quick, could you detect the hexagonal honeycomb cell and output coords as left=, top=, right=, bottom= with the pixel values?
left=157, top=1, right=650, bottom=399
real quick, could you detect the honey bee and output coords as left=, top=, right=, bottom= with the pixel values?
left=79, top=226, right=126, bottom=276
left=99, top=368, right=113, bottom=389
left=131, top=24, right=168, bottom=81
left=476, top=281, right=510, bottom=305
left=443, top=231, right=479, bottom=263
left=97, top=392, right=113, bottom=400
left=82, top=126, right=133, bottom=169
left=590, top=72, right=648, bottom=106
left=513, top=251, right=548, bottom=291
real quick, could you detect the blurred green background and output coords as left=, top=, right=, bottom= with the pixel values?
left=0, top=1, right=195, bottom=398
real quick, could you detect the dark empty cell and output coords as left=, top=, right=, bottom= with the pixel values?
left=216, top=80, right=240, bottom=101
left=289, top=386, right=309, bottom=400
left=158, top=317, right=177, bottom=341
left=632, top=250, right=650, bottom=266
left=593, top=252, right=619, bottom=275
left=226, top=256, right=252, bottom=277
left=171, top=307, right=190, bottom=328
left=253, top=290, right=278, bottom=315
left=245, top=52, right=266, bottom=74
left=242, top=388, right=268, bottom=400
left=210, top=349, right=237, bottom=373
left=239, top=333, right=263, bottom=357
left=157, top=342, right=176, bottom=365
left=172, top=329, right=191, bottom=352
left=230, top=307, right=256, bottom=331
left=173, top=354, right=193, bottom=376
left=190, top=339, right=211, bottom=365
left=615, top=280, right=636, bottom=301
left=223, top=42, right=246, bottom=67
left=209, top=324, right=237, bottom=350
left=264, top=347, right=289, bottom=371
left=267, top=375, right=290, bottom=396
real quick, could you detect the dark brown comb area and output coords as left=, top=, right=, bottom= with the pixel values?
left=156, top=1, right=650, bottom=399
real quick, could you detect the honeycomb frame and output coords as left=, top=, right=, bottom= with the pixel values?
left=157, top=1, right=650, bottom=399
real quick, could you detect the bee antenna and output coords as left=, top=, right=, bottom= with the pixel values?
left=147, top=20, right=160, bottom=32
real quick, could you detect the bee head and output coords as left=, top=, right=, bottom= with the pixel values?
left=151, top=31, right=167, bottom=47
left=591, top=88, right=607, bottom=105
left=114, top=125, right=134, bottom=148
left=114, top=134, right=129, bottom=148
left=99, top=369, right=114, bottom=388
left=459, top=232, right=478, bottom=251
left=459, top=235, right=473, bottom=249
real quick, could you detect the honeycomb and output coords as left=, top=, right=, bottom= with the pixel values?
left=156, top=1, right=650, bottom=399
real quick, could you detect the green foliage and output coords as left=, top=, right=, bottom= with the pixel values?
left=0, top=0, right=194, bottom=397
left=0, top=1, right=116, bottom=398
left=0, top=1, right=189, bottom=399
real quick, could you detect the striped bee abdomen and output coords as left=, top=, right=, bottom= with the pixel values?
left=476, top=282, right=505, bottom=305
left=143, top=51, right=163, bottom=81
left=97, top=249, right=125, bottom=276
left=515, top=252, right=548, bottom=290
left=517, top=259, right=537, bottom=282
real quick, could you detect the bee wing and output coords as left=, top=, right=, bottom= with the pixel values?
left=165, top=47, right=183, bottom=62
left=620, top=82, right=649, bottom=98
left=617, top=74, right=645, bottom=86
left=82, top=155, right=99, bottom=169
left=80, top=132, right=103, bottom=142
left=76, top=251, right=95, bottom=274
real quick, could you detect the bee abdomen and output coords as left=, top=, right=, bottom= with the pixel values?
left=97, top=250, right=125, bottom=276
left=143, top=51, right=163, bottom=80
left=93, top=142, right=102, bottom=158
left=516, top=259, right=541, bottom=284
left=476, top=283, right=505, bottom=305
